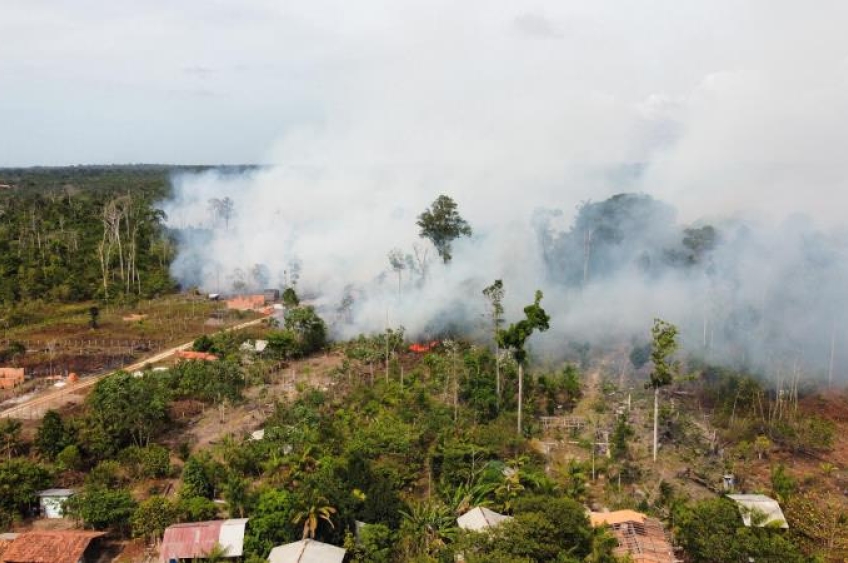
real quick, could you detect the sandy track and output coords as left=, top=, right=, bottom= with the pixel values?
left=0, top=318, right=265, bottom=420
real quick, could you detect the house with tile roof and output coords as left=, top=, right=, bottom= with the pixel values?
left=1, top=531, right=104, bottom=563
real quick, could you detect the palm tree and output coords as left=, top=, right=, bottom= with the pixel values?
left=291, top=446, right=318, bottom=483
left=201, top=543, right=230, bottom=563
left=399, top=500, right=457, bottom=558
left=292, top=495, right=337, bottom=539
left=449, top=481, right=496, bottom=516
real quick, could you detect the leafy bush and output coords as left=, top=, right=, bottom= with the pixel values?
left=120, top=444, right=171, bottom=479
left=67, top=487, right=137, bottom=534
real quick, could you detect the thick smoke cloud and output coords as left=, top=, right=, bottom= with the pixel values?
left=162, top=1, right=848, bottom=383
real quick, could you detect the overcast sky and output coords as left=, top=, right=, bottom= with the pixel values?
left=2, top=1, right=848, bottom=223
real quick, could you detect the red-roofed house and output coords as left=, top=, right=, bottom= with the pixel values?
left=1, top=531, right=105, bottom=563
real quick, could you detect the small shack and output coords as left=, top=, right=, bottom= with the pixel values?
left=268, top=539, right=346, bottom=563
left=159, top=519, right=248, bottom=562
left=0, top=368, right=24, bottom=390
left=175, top=350, right=219, bottom=362
left=1, top=531, right=104, bottom=563
left=226, top=295, right=266, bottom=311
left=37, top=489, right=75, bottom=519
left=240, top=340, right=268, bottom=354
left=456, top=507, right=512, bottom=532
left=590, top=510, right=679, bottom=563
left=727, top=494, right=788, bottom=528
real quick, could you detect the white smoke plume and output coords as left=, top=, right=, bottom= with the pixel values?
left=162, top=0, right=848, bottom=383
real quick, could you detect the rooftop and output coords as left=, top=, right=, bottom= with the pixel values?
left=1, top=531, right=104, bottom=563
left=726, top=494, right=789, bottom=529
left=268, top=539, right=346, bottom=563
left=456, top=507, right=512, bottom=532
left=160, top=518, right=248, bottom=562
left=589, top=511, right=679, bottom=563
left=37, top=489, right=75, bottom=498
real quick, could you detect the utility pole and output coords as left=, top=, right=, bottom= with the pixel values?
left=385, top=310, right=390, bottom=383
left=653, top=386, right=659, bottom=463
left=828, top=323, right=836, bottom=387
left=517, top=362, right=524, bottom=435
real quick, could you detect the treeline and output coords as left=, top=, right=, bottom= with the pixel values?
left=0, top=167, right=181, bottom=305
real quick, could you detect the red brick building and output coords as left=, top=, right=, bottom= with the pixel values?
left=0, top=368, right=24, bottom=390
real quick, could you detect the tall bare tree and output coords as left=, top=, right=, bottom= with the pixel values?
left=483, top=279, right=505, bottom=408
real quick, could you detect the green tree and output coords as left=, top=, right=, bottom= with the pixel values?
left=649, top=318, right=678, bottom=462
left=181, top=456, right=214, bottom=499
left=497, top=291, right=551, bottom=435
left=344, top=523, right=395, bottom=563
left=36, top=410, right=73, bottom=461
left=67, top=487, right=137, bottom=535
left=0, top=419, right=23, bottom=460
left=282, top=286, right=300, bottom=307
left=56, top=445, right=83, bottom=471
left=83, top=371, right=170, bottom=456
left=399, top=500, right=457, bottom=559
left=416, top=195, right=472, bottom=263
left=463, top=496, right=595, bottom=562
left=284, top=306, right=327, bottom=356
left=676, top=497, right=807, bottom=563
left=175, top=496, right=218, bottom=522
left=202, top=543, right=232, bottom=563
left=266, top=329, right=299, bottom=360
left=169, top=359, right=244, bottom=404
left=483, top=279, right=506, bottom=407
left=85, top=460, right=124, bottom=489
left=243, top=488, right=298, bottom=558
left=629, top=342, right=651, bottom=370
left=770, top=464, right=797, bottom=503
left=0, top=458, right=52, bottom=519
left=292, top=495, right=337, bottom=540
left=119, top=444, right=171, bottom=479
left=192, top=334, right=214, bottom=352
left=132, top=496, right=177, bottom=544
left=610, top=414, right=634, bottom=461
left=223, top=474, right=251, bottom=518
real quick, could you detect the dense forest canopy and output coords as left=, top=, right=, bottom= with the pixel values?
left=0, top=166, right=257, bottom=309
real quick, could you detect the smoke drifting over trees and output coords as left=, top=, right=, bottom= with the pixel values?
left=163, top=164, right=848, bottom=385
left=160, top=1, right=848, bottom=384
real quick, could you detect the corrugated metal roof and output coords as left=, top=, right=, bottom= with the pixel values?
left=1, top=531, right=104, bottom=563
left=218, top=519, right=247, bottom=557
left=159, top=519, right=248, bottom=562
left=37, top=489, right=75, bottom=497
left=727, top=494, right=789, bottom=528
left=268, top=540, right=346, bottom=563
left=456, top=507, right=512, bottom=531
